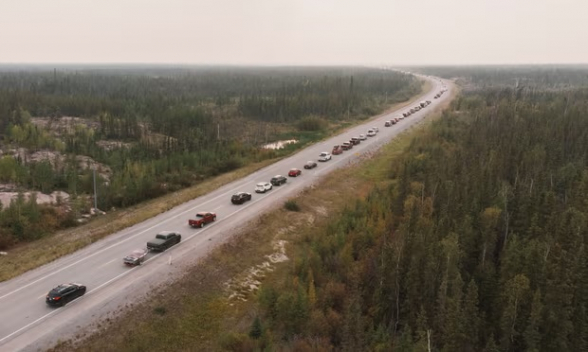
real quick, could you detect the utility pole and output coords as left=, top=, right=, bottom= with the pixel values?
left=93, top=166, right=98, bottom=211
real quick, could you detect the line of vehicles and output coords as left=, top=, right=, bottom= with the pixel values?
left=45, top=94, right=442, bottom=307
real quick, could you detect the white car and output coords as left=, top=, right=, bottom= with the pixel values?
left=318, top=152, right=332, bottom=162
left=359, top=134, right=367, bottom=140
left=372, top=127, right=379, bottom=133
left=255, top=182, right=273, bottom=193
left=367, top=129, right=376, bottom=137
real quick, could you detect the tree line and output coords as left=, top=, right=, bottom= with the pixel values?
left=247, top=81, right=588, bottom=351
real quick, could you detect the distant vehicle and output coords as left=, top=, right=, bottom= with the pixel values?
left=304, top=161, right=318, bottom=169
left=288, top=168, right=302, bottom=177
left=403, top=112, right=409, bottom=117
left=332, top=145, right=344, bottom=155
left=415, top=106, right=421, bottom=111
left=231, top=192, right=252, bottom=205
left=372, top=127, right=379, bottom=133
left=255, top=182, right=273, bottom=193
left=410, top=108, right=415, bottom=113
left=351, top=137, right=360, bottom=145
left=394, top=118, right=400, bottom=123
left=385, top=121, right=392, bottom=127
left=147, top=231, right=181, bottom=252
left=46, top=283, right=86, bottom=306
left=420, top=101, right=427, bottom=108
left=123, top=249, right=148, bottom=266
left=318, top=152, right=332, bottom=162
left=426, top=100, right=431, bottom=105
left=271, top=175, right=287, bottom=186
left=341, top=142, right=352, bottom=150
left=359, top=134, right=367, bottom=140
left=188, top=212, right=216, bottom=228
left=367, top=129, right=376, bottom=137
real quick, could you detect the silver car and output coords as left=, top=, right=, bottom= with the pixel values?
left=318, top=152, right=332, bottom=162
left=255, top=182, right=273, bottom=193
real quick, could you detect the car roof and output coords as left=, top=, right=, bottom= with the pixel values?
left=196, top=212, right=210, bottom=215
left=51, top=283, right=76, bottom=293
left=157, top=230, right=175, bottom=236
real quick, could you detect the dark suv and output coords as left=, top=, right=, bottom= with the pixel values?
left=46, top=283, right=87, bottom=306
left=271, top=175, right=287, bottom=186
left=231, top=192, right=252, bottom=204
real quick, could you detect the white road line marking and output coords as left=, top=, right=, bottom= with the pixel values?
left=0, top=309, right=59, bottom=344
left=97, top=259, right=116, bottom=269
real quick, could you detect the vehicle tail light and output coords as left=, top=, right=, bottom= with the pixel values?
left=54, top=296, right=61, bottom=300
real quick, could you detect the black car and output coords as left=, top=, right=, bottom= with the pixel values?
left=270, top=175, right=287, bottom=186
left=304, top=161, right=318, bottom=169
left=231, top=192, right=252, bottom=204
left=46, top=283, right=86, bottom=306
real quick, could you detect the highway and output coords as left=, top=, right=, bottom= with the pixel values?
left=0, top=74, right=451, bottom=351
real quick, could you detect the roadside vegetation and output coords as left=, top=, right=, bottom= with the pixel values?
left=0, top=66, right=420, bottom=254
left=48, top=66, right=588, bottom=352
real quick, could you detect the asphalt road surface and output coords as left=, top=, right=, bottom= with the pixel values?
left=0, top=74, right=451, bottom=351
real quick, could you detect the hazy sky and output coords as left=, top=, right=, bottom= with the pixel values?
left=0, top=0, right=586, bottom=65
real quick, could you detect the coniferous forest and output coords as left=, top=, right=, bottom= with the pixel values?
left=252, top=68, right=588, bottom=351
left=0, top=66, right=419, bottom=249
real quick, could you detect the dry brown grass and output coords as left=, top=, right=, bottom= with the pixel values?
left=47, top=80, right=457, bottom=352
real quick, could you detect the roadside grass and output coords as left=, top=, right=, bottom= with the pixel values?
left=48, top=80, right=456, bottom=352
left=0, top=79, right=431, bottom=283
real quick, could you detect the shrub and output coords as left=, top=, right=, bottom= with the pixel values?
left=153, top=306, right=166, bottom=315
left=297, top=116, right=327, bottom=132
left=284, top=200, right=300, bottom=212
left=219, top=332, right=255, bottom=351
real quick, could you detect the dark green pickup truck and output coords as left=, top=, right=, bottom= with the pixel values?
left=147, top=231, right=182, bottom=252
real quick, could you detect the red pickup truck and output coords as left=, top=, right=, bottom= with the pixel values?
left=188, top=212, right=217, bottom=228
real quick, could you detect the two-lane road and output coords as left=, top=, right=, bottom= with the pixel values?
left=0, top=75, right=451, bottom=351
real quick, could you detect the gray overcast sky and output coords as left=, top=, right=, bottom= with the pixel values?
left=0, top=0, right=586, bottom=65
